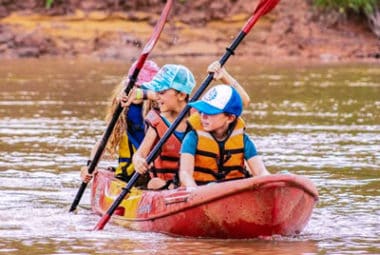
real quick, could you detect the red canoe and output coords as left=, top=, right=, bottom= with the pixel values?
left=91, top=168, right=318, bottom=238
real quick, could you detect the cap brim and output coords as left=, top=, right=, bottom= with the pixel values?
left=189, top=101, right=223, bottom=115
left=141, top=79, right=162, bottom=92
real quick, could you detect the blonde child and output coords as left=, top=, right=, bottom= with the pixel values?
left=80, top=60, right=159, bottom=184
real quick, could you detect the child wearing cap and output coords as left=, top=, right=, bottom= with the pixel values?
left=179, top=84, right=270, bottom=187
left=80, top=60, right=159, bottom=184
left=132, top=64, right=196, bottom=190
left=207, top=61, right=250, bottom=107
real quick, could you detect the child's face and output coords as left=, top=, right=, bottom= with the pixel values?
left=156, top=89, right=183, bottom=112
left=200, top=112, right=235, bottom=133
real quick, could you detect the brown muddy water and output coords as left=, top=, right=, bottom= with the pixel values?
left=0, top=58, right=379, bottom=255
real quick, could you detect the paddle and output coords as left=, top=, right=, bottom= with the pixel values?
left=93, top=0, right=281, bottom=230
left=69, top=0, right=174, bottom=213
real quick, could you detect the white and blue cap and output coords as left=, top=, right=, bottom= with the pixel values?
left=189, top=84, right=243, bottom=116
left=142, top=64, right=195, bottom=95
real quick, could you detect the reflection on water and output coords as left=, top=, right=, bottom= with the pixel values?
left=0, top=58, right=379, bottom=255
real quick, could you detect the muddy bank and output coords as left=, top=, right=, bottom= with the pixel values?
left=0, top=0, right=379, bottom=62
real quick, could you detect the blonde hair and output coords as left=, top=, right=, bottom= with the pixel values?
left=105, top=81, right=153, bottom=158
left=105, top=81, right=126, bottom=158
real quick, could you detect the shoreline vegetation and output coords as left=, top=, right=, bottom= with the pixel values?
left=0, top=0, right=379, bottom=62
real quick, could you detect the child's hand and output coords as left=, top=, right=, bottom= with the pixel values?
left=80, top=166, right=97, bottom=183
left=119, top=93, right=131, bottom=108
left=133, top=156, right=149, bottom=175
left=118, top=88, right=143, bottom=107
left=207, top=61, right=225, bottom=80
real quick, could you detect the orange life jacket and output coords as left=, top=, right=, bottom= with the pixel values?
left=187, top=113, right=250, bottom=185
left=145, top=110, right=182, bottom=182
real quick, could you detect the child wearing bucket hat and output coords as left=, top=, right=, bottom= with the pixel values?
left=80, top=60, right=160, bottom=184
left=179, top=84, right=270, bottom=187
left=132, top=64, right=196, bottom=190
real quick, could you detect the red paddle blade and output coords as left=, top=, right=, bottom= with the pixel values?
left=128, top=0, right=173, bottom=87
left=254, top=0, right=280, bottom=16
left=132, top=0, right=173, bottom=72
left=243, top=0, right=281, bottom=34
left=93, top=214, right=110, bottom=231
left=142, top=0, right=173, bottom=55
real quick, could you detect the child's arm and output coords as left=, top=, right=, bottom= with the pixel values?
left=246, top=156, right=270, bottom=176
left=179, top=153, right=197, bottom=187
left=179, top=131, right=198, bottom=187
left=243, top=134, right=270, bottom=176
left=207, top=61, right=250, bottom=107
left=132, top=126, right=157, bottom=174
left=120, top=88, right=158, bottom=107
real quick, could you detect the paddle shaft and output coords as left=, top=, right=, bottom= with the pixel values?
left=69, top=0, right=173, bottom=213
left=68, top=80, right=133, bottom=213
left=93, top=0, right=281, bottom=230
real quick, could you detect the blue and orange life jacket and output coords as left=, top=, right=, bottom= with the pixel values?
left=187, top=113, right=251, bottom=185
left=145, top=109, right=182, bottom=182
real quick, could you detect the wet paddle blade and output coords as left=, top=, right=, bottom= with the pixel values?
left=131, top=0, right=173, bottom=81
left=243, top=0, right=281, bottom=34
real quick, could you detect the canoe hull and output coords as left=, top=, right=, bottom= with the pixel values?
left=91, top=169, right=318, bottom=238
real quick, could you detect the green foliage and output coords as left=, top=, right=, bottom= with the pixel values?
left=314, top=0, right=377, bottom=14
left=45, top=0, right=54, bottom=9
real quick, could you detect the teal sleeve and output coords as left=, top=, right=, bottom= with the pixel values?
left=180, top=130, right=198, bottom=155
left=244, top=134, right=258, bottom=160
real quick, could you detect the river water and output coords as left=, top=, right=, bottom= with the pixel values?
left=0, top=58, right=379, bottom=255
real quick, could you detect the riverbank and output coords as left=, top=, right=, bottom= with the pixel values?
left=0, top=0, right=379, bottom=62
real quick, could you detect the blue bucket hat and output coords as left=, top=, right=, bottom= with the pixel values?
left=189, top=84, right=243, bottom=116
left=142, top=64, right=195, bottom=95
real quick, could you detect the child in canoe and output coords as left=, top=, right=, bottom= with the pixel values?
left=132, top=64, right=196, bottom=190
left=179, top=84, right=270, bottom=187
left=80, top=60, right=159, bottom=184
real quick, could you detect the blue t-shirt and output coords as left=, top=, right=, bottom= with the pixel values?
left=162, top=116, right=185, bottom=141
left=126, top=103, right=145, bottom=148
left=181, top=130, right=258, bottom=160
